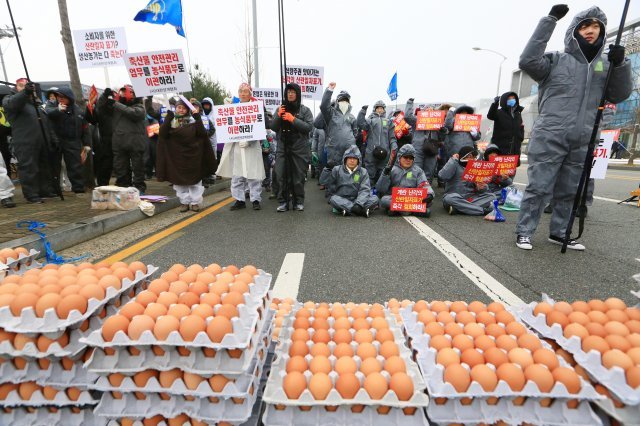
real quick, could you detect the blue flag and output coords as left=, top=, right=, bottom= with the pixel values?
left=134, top=0, right=185, bottom=37
left=387, top=72, right=398, bottom=101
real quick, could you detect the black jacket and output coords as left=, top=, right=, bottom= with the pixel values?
left=487, top=91, right=524, bottom=155
left=44, top=87, right=86, bottom=143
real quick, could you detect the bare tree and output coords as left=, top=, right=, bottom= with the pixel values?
left=233, top=0, right=254, bottom=85
left=57, top=0, right=83, bottom=105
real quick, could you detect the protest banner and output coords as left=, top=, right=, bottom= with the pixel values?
left=283, top=65, right=324, bottom=100
left=591, top=129, right=618, bottom=180
left=462, top=160, right=498, bottom=183
left=124, top=49, right=191, bottom=96
left=87, top=85, right=98, bottom=114
left=453, top=113, right=482, bottom=132
left=73, top=27, right=127, bottom=68
left=212, top=101, right=267, bottom=144
left=390, top=187, right=428, bottom=213
left=253, top=88, right=282, bottom=114
left=493, top=155, right=519, bottom=176
left=415, top=110, right=446, bottom=131
left=146, top=123, right=160, bottom=137
left=392, top=112, right=411, bottom=139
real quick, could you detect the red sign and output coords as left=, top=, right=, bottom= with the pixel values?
left=147, top=123, right=160, bottom=137
left=416, top=110, right=446, bottom=131
left=462, top=161, right=498, bottom=183
left=390, top=187, right=427, bottom=213
left=392, top=112, right=410, bottom=139
left=87, top=85, right=98, bottom=114
left=493, top=155, right=519, bottom=176
left=453, top=113, right=482, bottom=132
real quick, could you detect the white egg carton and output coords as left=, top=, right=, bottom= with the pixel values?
left=0, top=385, right=98, bottom=407
left=594, top=398, right=640, bottom=425
left=427, top=396, right=602, bottom=426
left=85, top=308, right=273, bottom=376
left=0, top=407, right=107, bottom=426
left=0, top=249, right=42, bottom=277
left=0, top=265, right=158, bottom=333
left=400, top=304, right=602, bottom=401
left=514, top=297, right=640, bottom=405
left=0, top=263, right=7, bottom=282
left=0, top=357, right=98, bottom=387
left=262, top=404, right=430, bottom=426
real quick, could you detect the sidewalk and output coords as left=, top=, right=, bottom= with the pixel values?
left=0, top=179, right=230, bottom=252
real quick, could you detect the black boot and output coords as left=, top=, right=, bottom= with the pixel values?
left=351, top=204, right=364, bottom=216
left=230, top=200, right=246, bottom=210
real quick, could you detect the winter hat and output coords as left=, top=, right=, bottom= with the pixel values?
left=373, top=100, right=386, bottom=110
left=458, top=145, right=478, bottom=161
left=483, top=145, right=501, bottom=160
left=238, top=82, right=253, bottom=95
left=336, top=91, right=350, bottom=102
left=15, top=78, right=27, bottom=85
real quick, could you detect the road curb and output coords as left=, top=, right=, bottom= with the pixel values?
left=0, top=180, right=231, bottom=254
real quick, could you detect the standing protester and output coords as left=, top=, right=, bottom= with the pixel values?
left=357, top=100, right=396, bottom=185
left=217, top=83, right=266, bottom=211
left=157, top=99, right=216, bottom=212
left=311, top=126, right=326, bottom=181
left=440, top=105, right=481, bottom=160
left=515, top=5, right=632, bottom=251
left=487, top=92, right=524, bottom=159
left=93, top=88, right=115, bottom=186
left=201, top=97, right=219, bottom=183
left=2, top=78, right=56, bottom=203
left=404, top=99, right=443, bottom=182
left=45, top=86, right=87, bottom=196
left=271, top=82, right=314, bottom=212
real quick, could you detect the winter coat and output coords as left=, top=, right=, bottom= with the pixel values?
left=356, top=108, right=397, bottom=173
left=110, top=98, right=147, bottom=152
left=270, top=83, right=314, bottom=159
left=325, top=145, right=373, bottom=205
left=320, top=88, right=357, bottom=165
left=44, top=87, right=86, bottom=144
left=2, top=90, right=57, bottom=149
left=438, top=157, right=479, bottom=198
left=95, top=92, right=115, bottom=141
left=442, top=105, right=481, bottom=158
left=376, top=144, right=434, bottom=198
left=311, top=128, right=326, bottom=156
left=201, top=97, right=219, bottom=151
left=520, top=6, right=632, bottom=162
left=404, top=99, right=441, bottom=158
left=487, top=92, right=524, bottom=155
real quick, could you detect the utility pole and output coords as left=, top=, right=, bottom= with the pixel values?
left=57, top=0, right=83, bottom=105
left=252, top=0, right=259, bottom=87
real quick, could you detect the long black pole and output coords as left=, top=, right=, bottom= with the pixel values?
left=561, top=0, right=630, bottom=253
left=5, top=0, right=63, bottom=200
left=277, top=0, right=294, bottom=207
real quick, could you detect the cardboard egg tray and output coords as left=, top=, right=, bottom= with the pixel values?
left=262, top=404, right=430, bottom=426
left=0, top=406, right=107, bottom=426
left=594, top=398, right=640, bottom=425
left=0, top=357, right=98, bottom=388
left=0, top=384, right=98, bottom=407
left=515, top=299, right=640, bottom=405
left=0, top=249, right=42, bottom=277
left=0, top=265, right=158, bottom=333
left=426, top=396, right=602, bottom=426
left=400, top=304, right=602, bottom=401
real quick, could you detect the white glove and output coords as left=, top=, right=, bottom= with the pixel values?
left=470, top=127, right=478, bottom=137
left=449, top=106, right=456, bottom=112
left=239, top=141, right=248, bottom=148
left=83, top=146, right=92, bottom=153
left=58, top=104, right=67, bottom=112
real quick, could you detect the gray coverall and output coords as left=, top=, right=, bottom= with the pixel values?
left=319, top=88, right=357, bottom=167
left=357, top=103, right=397, bottom=184
left=326, top=145, right=379, bottom=213
left=439, top=157, right=496, bottom=216
left=404, top=99, right=440, bottom=181
left=442, top=105, right=481, bottom=159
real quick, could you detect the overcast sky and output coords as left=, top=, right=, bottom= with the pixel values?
left=1, top=0, right=638, bottom=107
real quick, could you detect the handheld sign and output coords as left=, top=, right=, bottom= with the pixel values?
left=416, top=110, right=446, bottom=131
left=493, top=155, right=519, bottom=176
left=253, top=88, right=282, bottom=114
left=212, top=102, right=267, bottom=144
left=462, top=160, right=498, bottom=183
left=146, top=123, right=160, bottom=137
left=124, top=49, right=191, bottom=96
left=73, top=27, right=128, bottom=68
left=177, top=94, right=197, bottom=112
left=390, top=187, right=428, bottom=213
left=283, top=65, right=324, bottom=101
left=453, top=113, right=482, bottom=132
left=591, top=129, right=619, bottom=180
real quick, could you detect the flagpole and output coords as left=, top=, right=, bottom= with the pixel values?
left=179, top=0, right=195, bottom=96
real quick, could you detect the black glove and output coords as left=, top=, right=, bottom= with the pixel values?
left=103, top=88, right=112, bottom=97
left=608, top=44, right=625, bottom=66
left=383, top=166, right=392, bottom=176
left=439, top=126, right=449, bottom=136
left=423, top=193, right=434, bottom=204
left=326, top=162, right=336, bottom=169
left=24, top=82, right=36, bottom=95
left=361, top=105, right=368, bottom=111
left=548, top=4, right=569, bottom=20
left=494, top=96, right=500, bottom=103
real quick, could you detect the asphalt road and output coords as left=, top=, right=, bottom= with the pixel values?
left=86, top=164, right=640, bottom=307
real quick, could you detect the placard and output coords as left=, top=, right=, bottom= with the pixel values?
left=253, top=88, right=282, bottom=114
left=212, top=101, right=266, bottom=144
left=416, top=110, right=446, bottom=131
left=124, top=49, right=191, bottom=96
left=283, top=65, right=324, bottom=100
left=146, top=123, right=160, bottom=137
left=453, top=113, right=482, bottom=132
left=390, top=187, right=428, bottom=213
left=591, top=130, right=616, bottom=180
left=73, top=27, right=128, bottom=68
left=493, top=155, right=519, bottom=176
left=462, top=160, right=498, bottom=183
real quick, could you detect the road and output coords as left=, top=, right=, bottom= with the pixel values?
left=60, top=165, right=640, bottom=306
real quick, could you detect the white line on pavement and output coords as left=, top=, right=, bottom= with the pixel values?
left=271, top=253, right=305, bottom=300
left=513, top=182, right=621, bottom=204
left=404, top=217, right=525, bottom=307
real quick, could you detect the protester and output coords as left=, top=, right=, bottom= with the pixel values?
left=441, top=105, right=481, bottom=160
left=376, top=144, right=434, bottom=217
left=487, top=92, right=524, bottom=158
left=200, top=97, right=218, bottom=182
left=217, top=83, right=266, bottom=210
left=515, top=5, right=632, bottom=251
left=484, top=144, right=513, bottom=198
left=357, top=100, right=396, bottom=185
left=93, top=89, right=115, bottom=186
left=0, top=154, right=15, bottom=208
left=271, top=82, right=314, bottom=212
left=45, top=86, right=87, bottom=195
left=325, top=145, right=379, bottom=217
left=2, top=78, right=56, bottom=203
left=404, top=99, right=443, bottom=182
left=391, top=110, right=413, bottom=149
left=319, top=82, right=357, bottom=178
left=311, top=126, right=325, bottom=181
left=157, top=99, right=216, bottom=212
left=439, top=146, right=496, bottom=215
left=0, top=85, right=13, bottom=177
left=262, top=130, right=275, bottom=192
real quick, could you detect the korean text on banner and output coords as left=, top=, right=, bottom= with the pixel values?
left=147, top=123, right=160, bottom=137
left=73, top=27, right=128, bottom=68
left=462, top=160, right=498, bottom=183
left=591, top=130, right=617, bottom=180
left=494, top=155, right=519, bottom=176
left=416, top=110, right=446, bottom=131
left=390, top=187, right=427, bottom=213
left=253, top=88, right=282, bottom=114
left=212, top=101, right=267, bottom=144
left=453, top=113, right=482, bottom=132
left=283, top=65, right=324, bottom=101
left=124, top=49, right=191, bottom=97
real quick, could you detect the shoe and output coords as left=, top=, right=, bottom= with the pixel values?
left=448, top=205, right=456, bottom=215
left=230, top=201, right=246, bottom=210
left=27, top=197, right=43, bottom=204
left=1, top=197, right=16, bottom=208
left=294, top=204, right=304, bottom=211
left=543, top=204, right=552, bottom=214
left=190, top=204, right=201, bottom=212
left=516, top=235, right=533, bottom=250
left=179, top=204, right=189, bottom=212
left=548, top=235, right=585, bottom=251
left=364, top=208, right=370, bottom=218
left=342, top=209, right=348, bottom=216
left=277, top=203, right=289, bottom=212
left=332, top=207, right=339, bottom=215
left=351, top=204, right=364, bottom=216
left=483, top=206, right=494, bottom=215
left=252, top=201, right=261, bottom=210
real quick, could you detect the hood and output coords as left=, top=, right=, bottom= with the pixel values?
left=565, top=7, right=607, bottom=58
left=458, top=145, right=477, bottom=159
left=55, top=86, right=75, bottom=103
left=499, top=92, right=520, bottom=109
left=201, top=97, right=214, bottom=107
left=483, top=144, right=501, bottom=160
left=342, top=145, right=361, bottom=164
left=336, top=90, right=350, bottom=103
left=398, top=144, right=416, bottom=158
left=454, top=105, right=474, bottom=115
left=373, top=100, right=386, bottom=110
left=285, top=82, right=302, bottom=113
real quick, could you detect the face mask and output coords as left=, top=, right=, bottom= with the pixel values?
left=338, top=101, right=349, bottom=114
left=506, top=99, right=516, bottom=108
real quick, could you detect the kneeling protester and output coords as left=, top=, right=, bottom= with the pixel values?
left=325, top=146, right=378, bottom=217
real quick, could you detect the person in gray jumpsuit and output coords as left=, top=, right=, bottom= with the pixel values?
left=357, top=100, right=397, bottom=185
left=515, top=4, right=632, bottom=251
left=404, top=99, right=442, bottom=182
left=441, top=105, right=481, bottom=160
left=325, top=145, right=379, bottom=217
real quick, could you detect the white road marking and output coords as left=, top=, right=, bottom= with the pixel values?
left=404, top=217, right=525, bottom=307
left=271, top=253, right=305, bottom=300
left=513, top=182, right=622, bottom=204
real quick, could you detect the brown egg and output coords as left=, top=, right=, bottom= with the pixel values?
left=628, top=347, right=640, bottom=364
left=437, top=311, right=455, bottom=324
left=148, top=279, right=170, bottom=295
left=200, top=292, right=221, bottom=307
left=354, top=329, right=374, bottom=344
left=476, top=311, right=497, bottom=326
left=585, top=322, right=607, bottom=337
left=606, top=334, right=631, bottom=352
left=532, top=348, right=560, bottom=371
left=552, top=367, right=581, bottom=393
left=158, top=369, right=182, bottom=387
left=229, top=281, right=250, bottom=295
left=178, top=292, right=200, bottom=308
left=356, top=342, right=377, bottom=360
left=216, top=304, right=239, bottom=319
left=463, top=323, right=485, bottom=339
left=333, top=317, right=351, bottom=331
left=607, top=310, right=629, bottom=323
left=567, top=311, right=590, bottom=326
left=0, top=330, right=15, bottom=344
left=496, top=363, right=525, bottom=391
left=182, top=372, right=204, bottom=390
left=586, top=311, right=608, bottom=325
left=626, top=320, right=640, bottom=334
left=461, top=348, right=485, bottom=368
left=429, top=301, right=448, bottom=313
left=167, top=303, right=191, bottom=319
left=136, top=290, right=158, bottom=307
left=120, top=302, right=146, bottom=320
left=332, top=329, right=352, bottom=345
left=152, top=315, right=179, bottom=340
left=382, top=355, right=406, bottom=376
left=191, top=304, right=215, bottom=320
left=18, top=382, right=40, bottom=400
left=450, top=301, right=468, bottom=314
left=546, top=311, right=569, bottom=328
left=605, top=297, right=627, bottom=311
left=207, top=374, right=229, bottom=392
left=206, top=316, right=233, bottom=343
left=475, top=335, right=496, bottom=352
left=518, top=334, right=542, bottom=352
left=312, top=329, right=331, bottom=344
left=113, top=267, right=135, bottom=282
left=452, top=335, right=474, bottom=352
left=283, top=371, right=308, bottom=400
left=289, top=340, right=310, bottom=357
left=495, top=310, right=515, bottom=325
left=605, top=321, right=630, bottom=337
left=127, top=315, right=155, bottom=339
left=155, top=292, right=178, bottom=307
left=444, top=364, right=471, bottom=392
left=10, top=293, right=39, bottom=316
left=445, top=322, right=464, bottom=337
left=508, top=348, right=534, bottom=369
left=430, top=335, right=452, bottom=351
left=413, top=300, right=429, bottom=312
left=133, top=370, right=158, bottom=387
left=34, top=293, right=62, bottom=317
left=310, top=343, right=331, bottom=358
left=143, top=303, right=168, bottom=320
left=56, top=294, right=87, bottom=319
left=626, top=366, right=640, bottom=388
left=179, top=315, right=206, bottom=341
left=335, top=373, right=359, bottom=399
left=524, top=364, right=554, bottom=392
left=42, top=386, right=58, bottom=400
left=37, top=332, right=69, bottom=352
left=436, top=348, right=460, bottom=367
left=485, top=323, right=506, bottom=338
left=168, top=280, right=188, bottom=296
left=582, top=336, right=610, bottom=353
left=471, top=364, right=498, bottom=392
left=0, top=284, right=19, bottom=295
left=602, top=349, right=634, bottom=370
left=363, top=372, right=388, bottom=399
left=360, top=357, right=383, bottom=376
left=455, top=311, right=476, bottom=326
left=221, top=292, right=245, bottom=307
left=564, top=323, right=589, bottom=340
left=628, top=333, right=640, bottom=348
left=333, top=342, right=353, bottom=358
left=313, top=317, right=332, bottom=330
left=375, top=328, right=394, bottom=344
left=60, top=285, right=84, bottom=298
left=240, top=264, right=258, bottom=276
left=389, top=372, right=414, bottom=401
left=101, top=315, right=130, bottom=341
left=309, top=373, right=332, bottom=400
left=13, top=334, right=36, bottom=350
left=0, top=383, right=17, bottom=400
left=334, top=356, right=357, bottom=375
left=309, top=356, right=332, bottom=375
left=496, top=335, right=518, bottom=352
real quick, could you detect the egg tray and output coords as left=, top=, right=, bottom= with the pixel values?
left=0, top=407, right=108, bottom=426
left=0, top=357, right=98, bottom=388
left=400, top=304, right=602, bottom=402
left=514, top=299, right=640, bottom=405
left=0, top=249, right=42, bottom=277
left=593, top=398, right=640, bottom=425
left=0, top=385, right=98, bottom=407
left=0, top=265, right=158, bottom=334
left=262, top=404, right=430, bottom=426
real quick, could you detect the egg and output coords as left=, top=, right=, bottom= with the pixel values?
left=360, top=358, right=383, bottom=376
left=627, top=308, right=640, bottom=321
left=34, top=293, right=62, bottom=317
left=10, top=293, right=38, bottom=316
left=36, top=332, right=69, bottom=352
left=127, top=315, right=155, bottom=339
left=42, top=386, right=58, bottom=400
left=495, top=310, right=515, bottom=325
left=156, top=291, right=179, bottom=307
left=605, top=321, right=630, bottom=337
left=444, top=364, right=471, bottom=392
left=206, top=316, right=233, bottom=343
left=159, top=369, right=182, bottom=387
left=436, top=348, right=461, bottom=368
left=55, top=294, right=87, bottom=319
left=120, top=302, right=146, bottom=320
left=333, top=317, right=351, bottom=330
left=332, top=329, right=352, bottom=345
left=313, top=317, right=331, bottom=330
left=153, top=315, right=180, bottom=340
left=133, top=370, right=158, bottom=387
left=335, top=356, right=358, bottom=375
left=605, top=297, right=627, bottom=311
left=606, top=335, right=631, bottom=352
left=167, top=304, right=191, bottom=319
left=354, top=329, right=374, bottom=344
left=585, top=322, right=607, bottom=337
left=375, top=328, right=395, bottom=344
left=627, top=320, right=640, bottom=334
left=455, top=311, right=476, bottom=326
left=519, top=334, right=543, bottom=351
left=209, top=374, right=230, bottom=392
left=179, top=271, right=197, bottom=284
left=588, top=299, right=608, bottom=312
left=18, top=382, right=40, bottom=400
left=312, top=329, right=331, bottom=344
left=552, top=367, right=581, bottom=393
left=485, top=324, right=506, bottom=338
left=309, top=373, right=332, bottom=400
left=200, top=292, right=221, bottom=307
left=144, top=303, right=168, bottom=320
left=475, top=335, right=496, bottom=352
left=505, top=322, right=527, bottom=337
left=0, top=383, right=17, bottom=400
left=216, top=304, right=239, bottom=319
left=183, top=372, right=204, bottom=390
left=487, top=301, right=505, bottom=314
left=113, top=267, right=134, bottom=282
left=379, top=341, right=400, bottom=359
left=461, top=348, right=485, bottom=368
left=496, top=335, right=518, bottom=352
left=476, top=311, right=497, bottom=326
left=387, top=372, right=413, bottom=401
left=607, top=310, right=630, bottom=323
left=470, top=364, right=498, bottom=392
left=602, top=349, right=634, bottom=370
left=148, top=279, right=170, bottom=295
left=289, top=340, right=310, bottom=357
left=523, top=364, right=554, bottom=393
left=309, top=356, right=332, bottom=375
left=357, top=342, right=378, bottom=360
left=363, top=372, right=388, bottom=399
left=452, top=335, right=474, bottom=352
left=546, top=311, right=569, bottom=328
left=60, top=285, right=83, bottom=298
left=310, top=343, right=331, bottom=358
left=333, top=373, right=359, bottom=399
left=333, top=343, right=353, bottom=358
left=627, top=347, right=640, bottom=364
left=437, top=311, right=455, bottom=324
left=532, top=348, right=560, bottom=371
left=628, top=333, right=640, bottom=348
left=384, top=355, right=407, bottom=375
left=179, top=315, right=206, bottom=341
left=533, top=302, right=553, bottom=317
left=626, top=366, right=640, bottom=388
left=13, top=334, right=36, bottom=350
left=582, top=335, right=610, bottom=353
left=496, top=363, right=525, bottom=391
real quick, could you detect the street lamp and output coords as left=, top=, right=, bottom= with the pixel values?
left=472, top=47, right=507, bottom=97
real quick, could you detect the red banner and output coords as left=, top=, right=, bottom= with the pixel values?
left=390, top=187, right=428, bottom=213
left=462, top=160, right=497, bottom=183
left=493, top=155, right=519, bottom=176
left=146, top=123, right=160, bottom=137
left=416, top=110, right=446, bottom=131
left=453, top=113, right=482, bottom=132
left=87, top=85, right=98, bottom=114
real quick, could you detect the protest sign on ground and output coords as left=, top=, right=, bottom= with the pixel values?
left=73, top=27, right=127, bottom=68
left=124, top=49, right=191, bottom=96
left=212, top=102, right=267, bottom=144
